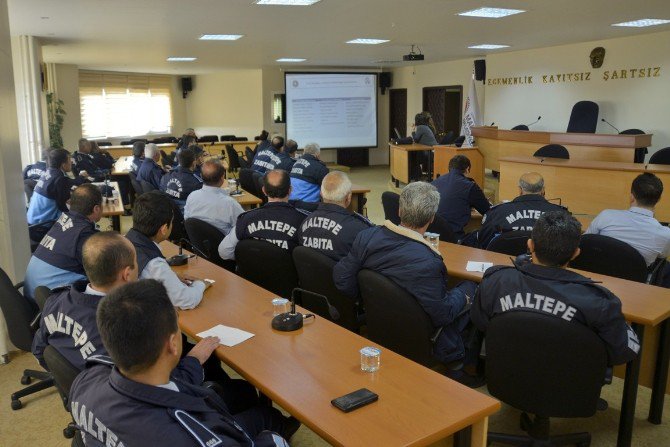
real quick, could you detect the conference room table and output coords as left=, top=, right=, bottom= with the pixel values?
left=438, top=241, right=670, bottom=447
left=163, top=242, right=501, bottom=447
left=104, top=140, right=254, bottom=159
left=97, top=181, right=124, bottom=231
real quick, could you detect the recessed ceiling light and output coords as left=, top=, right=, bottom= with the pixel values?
left=347, top=38, right=390, bottom=45
left=199, top=34, right=244, bottom=40
left=167, top=57, right=197, bottom=62
left=276, top=58, right=307, bottom=62
left=255, top=0, right=321, bottom=5
left=468, top=44, right=510, bottom=49
left=41, top=16, right=49, bottom=19
left=458, top=7, right=525, bottom=18
left=612, top=18, right=670, bottom=27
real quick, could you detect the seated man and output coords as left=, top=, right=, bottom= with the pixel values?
left=585, top=173, right=670, bottom=267
left=126, top=191, right=209, bottom=309
left=72, top=138, right=107, bottom=181
left=274, top=139, right=297, bottom=172
left=472, top=211, right=640, bottom=366
left=26, top=148, right=89, bottom=228
left=90, top=141, right=115, bottom=170
left=334, top=182, right=477, bottom=366
left=160, top=148, right=203, bottom=211
left=253, top=129, right=271, bottom=157
left=298, top=171, right=372, bottom=261
left=477, top=172, right=567, bottom=249
left=69, top=279, right=298, bottom=445
left=289, top=142, right=329, bottom=203
left=24, top=183, right=102, bottom=299
left=219, top=169, right=308, bottom=260
left=137, top=143, right=166, bottom=190
left=432, top=155, right=490, bottom=240
left=184, top=159, right=244, bottom=235
left=191, top=144, right=206, bottom=180
left=129, top=141, right=145, bottom=174
left=23, top=148, right=50, bottom=203
left=251, top=136, right=284, bottom=174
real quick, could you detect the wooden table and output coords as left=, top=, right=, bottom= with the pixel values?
left=389, top=143, right=432, bottom=185
left=94, top=181, right=124, bottom=231
left=163, top=242, right=500, bottom=447
left=350, top=184, right=370, bottom=215
left=105, top=141, right=254, bottom=159
left=472, top=126, right=651, bottom=171
left=438, top=241, right=670, bottom=447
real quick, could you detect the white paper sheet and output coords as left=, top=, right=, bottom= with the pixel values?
left=197, top=324, right=255, bottom=347
left=466, top=261, right=494, bottom=273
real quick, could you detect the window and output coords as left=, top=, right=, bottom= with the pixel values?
left=273, top=93, right=286, bottom=123
left=79, top=71, right=173, bottom=139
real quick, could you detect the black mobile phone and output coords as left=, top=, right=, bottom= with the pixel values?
left=331, top=388, right=379, bottom=413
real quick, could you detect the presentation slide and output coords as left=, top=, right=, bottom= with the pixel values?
left=285, top=73, right=378, bottom=149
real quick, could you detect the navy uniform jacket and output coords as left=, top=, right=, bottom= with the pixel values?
left=236, top=202, right=307, bottom=251
left=137, top=159, right=165, bottom=190
left=72, top=152, right=108, bottom=180
left=126, top=228, right=163, bottom=273
left=333, top=222, right=475, bottom=363
left=129, top=156, right=143, bottom=174
left=91, top=152, right=115, bottom=170
left=289, top=154, right=330, bottom=202
left=251, top=147, right=281, bottom=174
left=26, top=168, right=88, bottom=225
left=432, top=169, right=490, bottom=239
left=70, top=359, right=288, bottom=447
left=273, top=152, right=295, bottom=173
left=478, top=195, right=566, bottom=249
left=298, top=203, right=373, bottom=261
left=160, top=166, right=203, bottom=202
left=23, top=161, right=47, bottom=181
left=471, top=263, right=640, bottom=365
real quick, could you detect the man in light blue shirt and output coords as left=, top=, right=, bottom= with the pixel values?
left=184, top=159, right=244, bottom=235
left=585, top=173, right=670, bottom=267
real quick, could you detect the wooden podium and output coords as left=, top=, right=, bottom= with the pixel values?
left=433, top=145, right=485, bottom=189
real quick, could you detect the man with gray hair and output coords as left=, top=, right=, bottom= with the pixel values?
left=136, top=143, right=166, bottom=190
left=298, top=171, right=373, bottom=261
left=476, top=172, right=567, bottom=249
left=334, top=182, right=478, bottom=379
left=289, top=142, right=329, bottom=202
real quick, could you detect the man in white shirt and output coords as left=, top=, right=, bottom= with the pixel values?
left=184, top=159, right=243, bottom=235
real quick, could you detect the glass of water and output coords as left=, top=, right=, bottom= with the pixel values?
left=360, top=347, right=381, bottom=372
left=424, top=232, right=440, bottom=249
left=272, top=298, right=289, bottom=316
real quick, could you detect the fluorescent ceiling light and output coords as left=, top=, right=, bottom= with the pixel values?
left=167, top=57, right=197, bottom=62
left=255, top=0, right=321, bottom=5
left=276, top=58, right=306, bottom=62
left=612, top=18, right=670, bottom=27
left=347, top=38, right=390, bottom=45
left=458, top=7, right=525, bottom=18
left=468, top=44, right=510, bottom=49
left=199, top=34, right=244, bottom=40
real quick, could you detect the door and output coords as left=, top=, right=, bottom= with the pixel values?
left=389, top=89, right=407, bottom=139
left=422, top=86, right=463, bottom=140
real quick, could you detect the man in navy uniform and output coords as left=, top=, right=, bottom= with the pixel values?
left=432, top=155, right=490, bottom=240
left=23, top=148, right=50, bottom=202
left=289, top=142, right=329, bottom=203
left=24, top=183, right=102, bottom=299
left=69, top=279, right=299, bottom=446
left=137, top=143, right=166, bottom=190
left=26, top=148, right=90, bottom=228
left=472, top=210, right=640, bottom=366
left=251, top=136, right=284, bottom=174
left=160, top=148, right=203, bottom=212
left=334, top=182, right=478, bottom=375
left=219, top=169, right=308, bottom=260
left=273, top=139, right=297, bottom=172
left=476, top=172, right=566, bottom=249
left=72, top=138, right=108, bottom=181
left=129, top=141, right=145, bottom=174
left=298, top=171, right=372, bottom=261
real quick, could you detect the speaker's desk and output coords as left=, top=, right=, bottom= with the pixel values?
left=438, top=241, right=670, bottom=447
left=498, top=156, right=670, bottom=222
left=472, top=126, right=651, bottom=172
left=105, top=140, right=254, bottom=159
left=165, top=242, right=500, bottom=447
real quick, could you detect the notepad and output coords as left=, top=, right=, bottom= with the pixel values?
left=197, top=324, right=255, bottom=347
left=466, top=261, right=494, bottom=273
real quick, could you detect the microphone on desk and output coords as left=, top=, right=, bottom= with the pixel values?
left=490, top=122, right=495, bottom=126
left=526, top=116, right=542, bottom=128
left=272, top=288, right=306, bottom=332
left=601, top=118, right=620, bottom=134
left=167, top=239, right=190, bottom=266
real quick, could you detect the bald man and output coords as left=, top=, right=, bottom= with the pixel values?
left=184, top=159, right=244, bottom=235
left=477, top=172, right=567, bottom=249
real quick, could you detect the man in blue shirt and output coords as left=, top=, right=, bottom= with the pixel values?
left=251, top=136, right=283, bottom=174
left=289, top=143, right=329, bottom=203
left=24, top=183, right=102, bottom=299
left=160, top=148, right=203, bottom=212
left=137, top=143, right=166, bottom=190
left=129, top=141, right=145, bottom=174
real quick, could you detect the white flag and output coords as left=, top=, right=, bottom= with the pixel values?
left=460, top=76, right=482, bottom=147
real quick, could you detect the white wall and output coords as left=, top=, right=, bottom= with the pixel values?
left=53, top=64, right=82, bottom=151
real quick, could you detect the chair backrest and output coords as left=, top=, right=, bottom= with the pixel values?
left=533, top=144, right=570, bottom=159
left=235, top=239, right=298, bottom=298
left=120, top=140, right=133, bottom=146
left=225, top=145, right=241, bottom=171
left=486, top=312, right=607, bottom=418
left=487, top=230, right=532, bottom=255
left=159, top=150, right=175, bottom=167
left=357, top=269, right=437, bottom=367
left=220, top=135, right=236, bottom=141
left=96, top=141, right=112, bottom=147
left=234, top=137, right=248, bottom=141
left=381, top=191, right=400, bottom=225
left=621, top=129, right=648, bottom=163
left=239, top=157, right=250, bottom=169
left=566, top=100, right=599, bottom=133
left=511, top=124, right=529, bottom=131
left=0, top=268, right=39, bottom=352
left=128, top=172, right=144, bottom=196
left=34, top=286, right=52, bottom=312
left=245, top=147, right=255, bottom=163
left=454, top=135, right=465, bottom=147
left=140, top=180, right=157, bottom=194
left=649, top=147, right=670, bottom=165
left=570, top=234, right=648, bottom=282
left=184, top=218, right=227, bottom=265
left=239, top=168, right=260, bottom=197
left=43, top=345, right=81, bottom=407
left=438, top=130, right=455, bottom=145
left=620, top=128, right=645, bottom=135
left=426, top=215, right=457, bottom=243
left=198, top=135, right=219, bottom=143
left=253, top=171, right=267, bottom=203
left=293, top=247, right=360, bottom=331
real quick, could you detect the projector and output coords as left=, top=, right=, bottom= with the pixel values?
left=403, top=53, right=424, bottom=61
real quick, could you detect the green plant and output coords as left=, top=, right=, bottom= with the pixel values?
left=46, top=92, right=66, bottom=148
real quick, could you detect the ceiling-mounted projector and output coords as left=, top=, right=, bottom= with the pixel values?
left=402, top=44, right=424, bottom=62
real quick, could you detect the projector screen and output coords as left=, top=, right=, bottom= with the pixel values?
left=285, top=73, right=378, bottom=149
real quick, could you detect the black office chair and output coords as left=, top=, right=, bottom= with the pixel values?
left=253, top=171, right=267, bottom=203
left=96, top=141, right=112, bottom=147
left=130, top=138, right=148, bottom=144
left=511, top=124, right=529, bottom=131
left=239, top=157, right=250, bottom=169
left=454, top=135, right=466, bottom=147
left=239, top=168, right=261, bottom=197
left=438, top=130, right=455, bottom=145
left=570, top=234, right=648, bottom=282
left=234, top=137, right=248, bottom=142
left=152, top=136, right=177, bottom=144
left=43, top=345, right=82, bottom=439
left=427, top=215, right=457, bottom=243
left=235, top=239, right=299, bottom=298
left=220, top=135, right=236, bottom=141
left=0, top=267, right=55, bottom=410
left=119, top=140, right=133, bottom=146
left=567, top=100, right=599, bottom=133
left=487, top=230, right=532, bottom=256
left=140, top=180, right=157, bottom=194
left=184, top=218, right=236, bottom=272
left=649, top=147, right=670, bottom=165
left=198, top=135, right=219, bottom=144
left=381, top=191, right=401, bottom=225
left=245, top=146, right=255, bottom=163
left=33, top=286, right=52, bottom=312
left=293, top=247, right=361, bottom=332
left=486, top=312, right=607, bottom=447
left=24, top=179, right=37, bottom=203
left=224, top=145, right=243, bottom=174
left=128, top=171, right=144, bottom=198
left=160, top=149, right=176, bottom=167
left=619, top=129, right=647, bottom=163
left=534, top=144, right=570, bottom=159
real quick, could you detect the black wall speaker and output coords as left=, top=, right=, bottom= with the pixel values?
left=379, top=72, right=392, bottom=95
left=181, top=77, right=193, bottom=98
left=474, top=59, right=486, bottom=83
